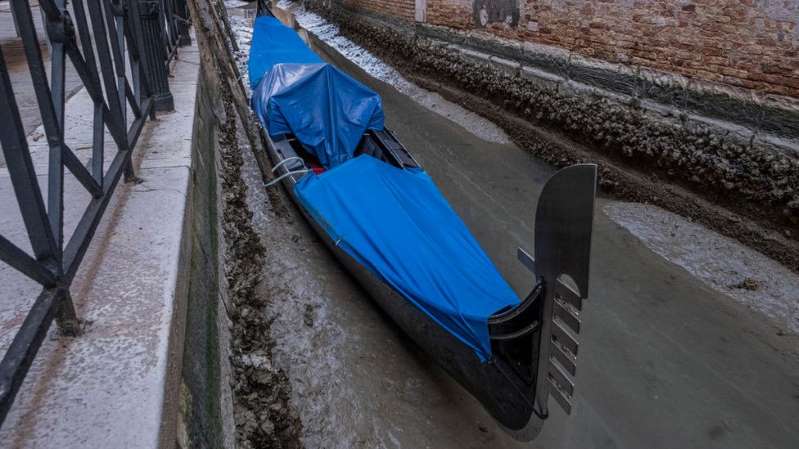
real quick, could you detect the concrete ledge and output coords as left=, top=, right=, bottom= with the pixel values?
left=0, top=44, right=200, bottom=448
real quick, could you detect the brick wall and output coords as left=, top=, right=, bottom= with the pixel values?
left=426, top=0, right=473, bottom=29
left=357, top=0, right=799, bottom=98
left=341, top=0, right=415, bottom=22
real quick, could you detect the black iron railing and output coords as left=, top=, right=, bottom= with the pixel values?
left=0, top=0, right=191, bottom=428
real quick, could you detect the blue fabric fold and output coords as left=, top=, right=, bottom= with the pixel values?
left=247, top=16, right=322, bottom=89
left=252, top=63, right=385, bottom=168
left=294, top=156, right=520, bottom=361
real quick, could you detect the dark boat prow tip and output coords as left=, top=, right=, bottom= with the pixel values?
left=255, top=0, right=275, bottom=17
left=247, top=5, right=599, bottom=442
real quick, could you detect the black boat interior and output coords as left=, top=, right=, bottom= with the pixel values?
left=271, top=129, right=420, bottom=177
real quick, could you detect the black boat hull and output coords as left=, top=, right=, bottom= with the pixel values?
left=262, top=137, right=546, bottom=440
left=252, top=4, right=597, bottom=440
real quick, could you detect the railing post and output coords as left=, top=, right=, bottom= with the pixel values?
left=137, top=0, right=174, bottom=111
left=10, top=0, right=22, bottom=38
left=174, top=0, right=192, bottom=46
left=55, top=291, right=81, bottom=336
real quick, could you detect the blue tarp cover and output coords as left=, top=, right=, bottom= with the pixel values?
left=252, top=63, right=385, bottom=168
left=247, top=16, right=322, bottom=89
left=295, top=156, right=521, bottom=361
left=248, top=15, right=517, bottom=361
left=248, top=16, right=384, bottom=168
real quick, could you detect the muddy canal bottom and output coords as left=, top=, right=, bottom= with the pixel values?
left=239, top=139, right=526, bottom=449
left=228, top=4, right=799, bottom=448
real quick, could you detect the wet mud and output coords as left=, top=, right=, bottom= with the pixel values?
left=234, top=88, right=537, bottom=449
left=214, top=4, right=799, bottom=449
left=189, top=0, right=305, bottom=446
left=300, top=1, right=799, bottom=271
left=218, top=100, right=304, bottom=449
left=229, top=51, right=799, bottom=448
left=605, top=202, right=799, bottom=335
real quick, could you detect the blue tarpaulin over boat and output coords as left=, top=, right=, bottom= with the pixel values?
left=252, top=63, right=385, bottom=168
left=248, top=15, right=518, bottom=361
left=247, top=16, right=322, bottom=89
left=249, top=16, right=384, bottom=168
left=295, top=156, right=521, bottom=361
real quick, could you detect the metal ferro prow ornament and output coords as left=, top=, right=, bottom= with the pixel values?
left=518, top=163, right=597, bottom=422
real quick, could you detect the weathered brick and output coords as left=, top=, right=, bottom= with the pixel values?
left=335, top=0, right=798, bottom=98
left=342, top=0, right=415, bottom=22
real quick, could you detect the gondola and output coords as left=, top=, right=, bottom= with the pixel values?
left=247, top=1, right=597, bottom=441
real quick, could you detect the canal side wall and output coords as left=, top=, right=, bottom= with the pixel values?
left=177, top=60, right=236, bottom=449
left=299, top=0, right=799, bottom=269
left=182, top=0, right=306, bottom=447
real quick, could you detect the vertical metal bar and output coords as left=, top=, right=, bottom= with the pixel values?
left=102, top=0, right=137, bottom=181
left=72, top=0, right=103, bottom=95
left=115, top=4, right=127, bottom=126
left=48, top=0, right=67, bottom=265
left=50, top=0, right=79, bottom=331
left=10, top=0, right=22, bottom=37
left=86, top=0, right=126, bottom=134
left=55, top=291, right=81, bottom=336
left=161, top=0, right=178, bottom=47
left=164, top=0, right=176, bottom=58
left=102, top=0, right=128, bottom=128
left=155, top=0, right=168, bottom=52
left=72, top=0, right=100, bottom=70
left=130, top=43, right=143, bottom=107
left=137, top=0, right=174, bottom=111
left=92, top=107, right=105, bottom=184
left=50, top=2, right=66, bottom=130
left=72, top=0, right=109, bottom=185
left=126, top=0, right=157, bottom=118
left=0, top=47, right=57, bottom=261
left=116, top=0, right=141, bottom=180
left=124, top=0, right=151, bottom=103
left=173, top=0, right=191, bottom=46
left=10, top=0, right=64, bottom=146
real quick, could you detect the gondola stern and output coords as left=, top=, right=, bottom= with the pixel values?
left=520, top=163, right=598, bottom=421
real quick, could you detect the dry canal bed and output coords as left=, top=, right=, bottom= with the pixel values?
left=224, top=3, right=799, bottom=448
